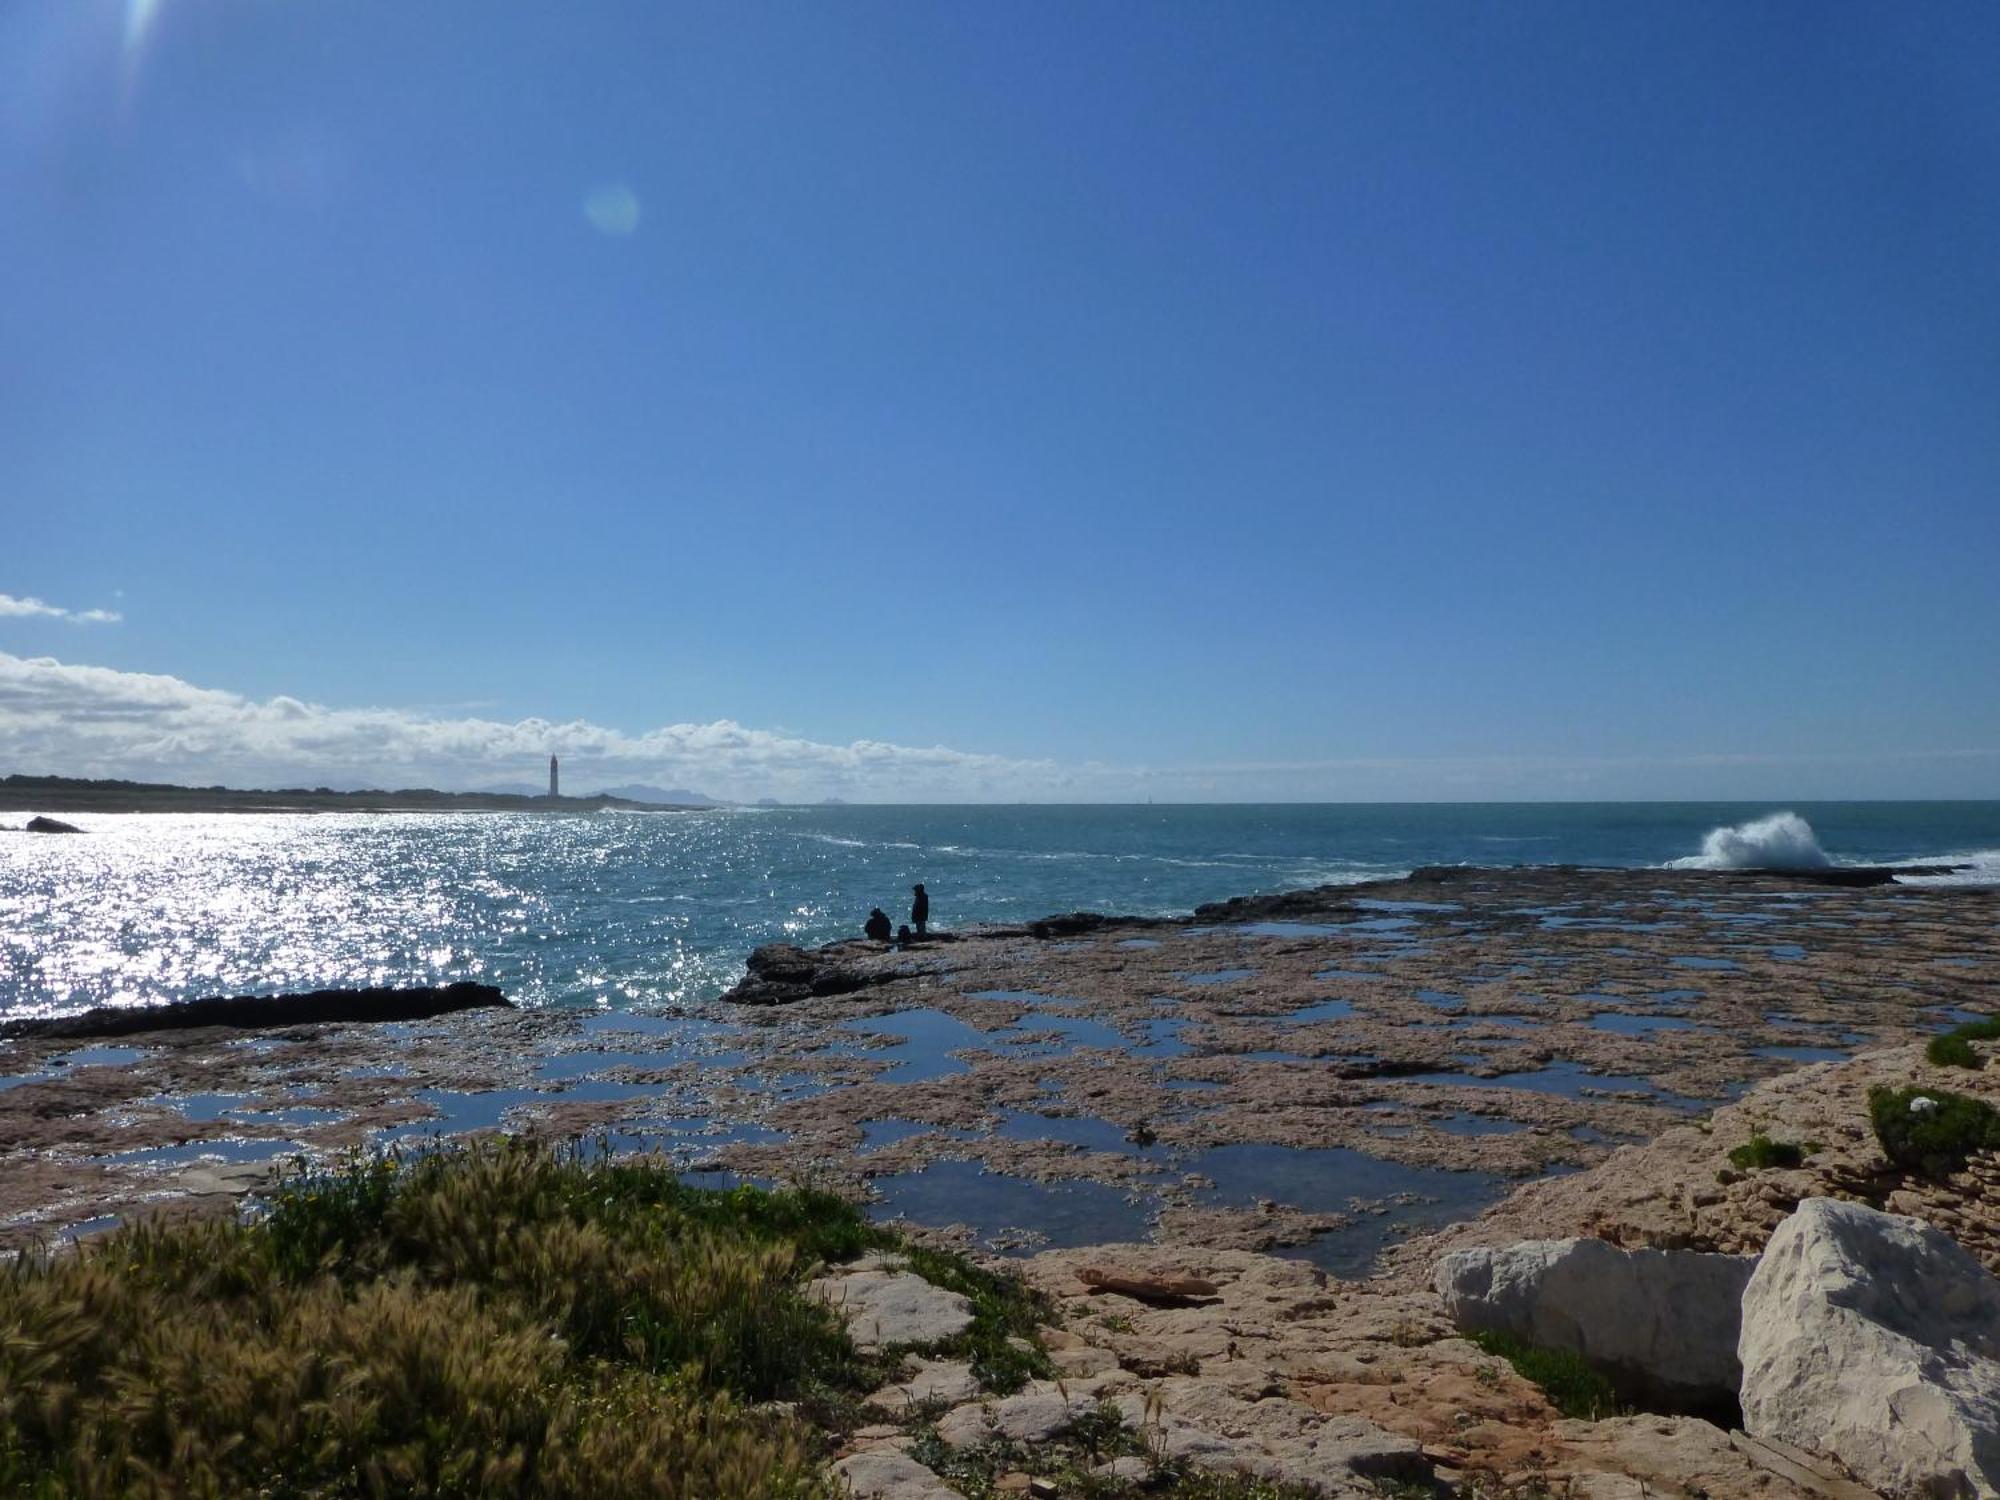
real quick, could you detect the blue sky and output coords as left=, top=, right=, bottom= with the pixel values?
left=2, top=2, right=1996, bottom=800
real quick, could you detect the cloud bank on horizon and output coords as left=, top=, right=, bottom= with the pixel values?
left=0, top=652, right=1081, bottom=802
left=3, top=651, right=1995, bottom=804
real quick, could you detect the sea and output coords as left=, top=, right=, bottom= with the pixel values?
left=4, top=801, right=1998, bottom=1022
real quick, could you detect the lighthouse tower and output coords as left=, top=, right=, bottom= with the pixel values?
left=548, top=755, right=559, bottom=799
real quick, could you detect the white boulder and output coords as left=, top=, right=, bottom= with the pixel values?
left=1433, top=1237, right=1754, bottom=1403
left=1739, top=1197, right=2000, bottom=1500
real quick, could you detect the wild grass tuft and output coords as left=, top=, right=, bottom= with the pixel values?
left=1869, top=1085, right=2000, bottom=1177
left=1465, top=1329, right=1621, bottom=1421
left=1927, top=1016, right=2000, bottom=1071
left=1726, top=1135, right=1813, bottom=1171
left=0, top=1137, right=1018, bottom=1498
left=896, top=1242, right=1053, bottom=1392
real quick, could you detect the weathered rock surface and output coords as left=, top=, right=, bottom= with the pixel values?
left=0, top=981, right=512, bottom=1040
left=1076, top=1262, right=1220, bottom=1302
left=1110, top=1378, right=1428, bottom=1493
left=935, top=1384, right=1104, bottom=1448
left=1434, top=1237, right=1754, bottom=1404
left=808, top=1264, right=975, bottom=1351
left=24, top=815, right=81, bottom=833
left=866, top=1359, right=981, bottom=1414
left=1739, top=1197, right=2000, bottom=1499
left=831, top=1450, right=964, bottom=1499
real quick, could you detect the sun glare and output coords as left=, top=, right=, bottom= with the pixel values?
left=122, top=0, right=162, bottom=61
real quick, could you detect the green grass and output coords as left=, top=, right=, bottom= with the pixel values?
left=1726, top=1134, right=1815, bottom=1171
left=1465, top=1329, right=1622, bottom=1421
left=1869, top=1085, right=2000, bottom=1177
left=0, top=1138, right=1040, bottom=1499
left=1927, top=1016, right=2000, bottom=1071
left=897, top=1242, right=1053, bottom=1393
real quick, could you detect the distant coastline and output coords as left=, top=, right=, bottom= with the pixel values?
left=0, top=773, right=707, bottom=817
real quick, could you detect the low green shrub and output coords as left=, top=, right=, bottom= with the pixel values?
left=1927, top=1016, right=2000, bottom=1071
left=1465, top=1329, right=1621, bottom=1421
left=0, top=1138, right=1030, bottom=1498
left=1869, top=1085, right=2000, bottom=1177
left=1726, top=1135, right=1810, bottom=1171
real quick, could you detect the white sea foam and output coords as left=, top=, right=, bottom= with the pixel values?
left=1892, top=851, right=2000, bottom=887
left=1670, top=812, right=1831, bottom=871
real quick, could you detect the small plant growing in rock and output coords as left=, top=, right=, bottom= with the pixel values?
left=1869, top=1085, right=2000, bottom=1177
left=1465, top=1329, right=1622, bottom=1421
left=1927, top=1015, right=2000, bottom=1070
left=1726, top=1134, right=1815, bottom=1171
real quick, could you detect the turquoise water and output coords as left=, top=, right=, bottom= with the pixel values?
left=3, top=801, right=1997, bottom=1019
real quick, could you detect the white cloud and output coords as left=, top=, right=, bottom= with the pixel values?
left=1, top=652, right=1990, bottom=804
left=0, top=652, right=1078, bottom=802
left=0, top=593, right=123, bottom=625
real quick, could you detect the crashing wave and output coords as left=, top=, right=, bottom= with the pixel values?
left=1670, top=812, right=1832, bottom=871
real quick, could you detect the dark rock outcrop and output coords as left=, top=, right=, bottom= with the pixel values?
left=1028, top=912, right=1168, bottom=940
left=24, top=815, right=82, bottom=834
left=723, top=943, right=897, bottom=1006
left=1, top=981, right=511, bottom=1040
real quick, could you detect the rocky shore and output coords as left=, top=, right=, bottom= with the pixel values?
left=2, top=865, right=1996, bottom=1495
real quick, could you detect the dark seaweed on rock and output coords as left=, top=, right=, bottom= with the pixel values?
left=0, top=981, right=511, bottom=1040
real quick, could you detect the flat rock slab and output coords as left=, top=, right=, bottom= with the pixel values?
left=1112, top=1380, right=1428, bottom=1493
left=936, top=1386, right=1104, bottom=1449
left=831, top=1451, right=965, bottom=1500
left=809, top=1267, right=974, bottom=1351
left=1739, top=1197, right=2000, bottom=1499
left=867, top=1359, right=982, bottom=1414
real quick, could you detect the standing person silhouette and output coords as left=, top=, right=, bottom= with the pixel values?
left=911, top=883, right=929, bottom=938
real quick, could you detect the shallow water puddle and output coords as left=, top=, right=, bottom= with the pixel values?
left=375, top=1086, right=544, bottom=1145
left=108, top=1137, right=307, bottom=1167
left=1179, top=968, right=1258, bottom=986
left=871, top=1159, right=1157, bottom=1249
left=992, top=1108, right=1168, bottom=1160
left=1404, top=1060, right=1711, bottom=1110
left=1185, top=1142, right=1504, bottom=1277
left=0, top=1044, right=153, bottom=1093
left=1589, top=1012, right=1702, bottom=1035
left=1134, top=1016, right=1192, bottom=1056
left=1002, top=1014, right=1125, bottom=1052
left=593, top=1119, right=789, bottom=1157
left=1284, top=998, right=1356, bottom=1022
left=834, top=1010, right=984, bottom=1082
left=1651, top=988, right=1705, bottom=1006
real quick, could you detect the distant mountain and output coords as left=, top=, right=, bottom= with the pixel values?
left=595, top=783, right=723, bottom=807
